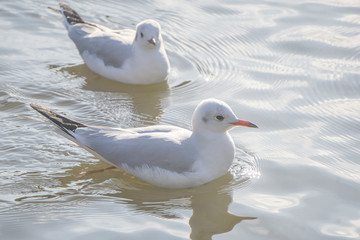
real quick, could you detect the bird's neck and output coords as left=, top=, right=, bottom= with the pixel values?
left=133, top=42, right=161, bottom=53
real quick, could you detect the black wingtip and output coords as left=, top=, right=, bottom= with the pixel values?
left=59, top=2, right=85, bottom=25
left=30, top=104, right=49, bottom=116
left=30, top=104, right=86, bottom=136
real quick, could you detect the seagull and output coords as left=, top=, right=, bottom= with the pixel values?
left=31, top=99, right=257, bottom=188
left=56, top=3, right=170, bottom=85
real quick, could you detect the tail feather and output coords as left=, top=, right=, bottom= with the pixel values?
left=30, top=104, right=86, bottom=138
left=59, top=2, right=85, bottom=26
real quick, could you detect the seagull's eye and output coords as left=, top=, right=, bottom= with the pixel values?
left=140, top=32, right=144, bottom=38
left=216, top=115, right=224, bottom=121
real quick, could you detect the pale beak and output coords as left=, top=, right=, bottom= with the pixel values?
left=231, top=119, right=258, bottom=128
left=148, top=38, right=156, bottom=46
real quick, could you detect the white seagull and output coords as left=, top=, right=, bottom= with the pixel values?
left=56, top=3, right=170, bottom=85
left=31, top=99, right=258, bottom=189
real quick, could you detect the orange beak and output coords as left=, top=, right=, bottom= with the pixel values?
left=148, top=38, right=156, bottom=46
left=232, top=119, right=258, bottom=128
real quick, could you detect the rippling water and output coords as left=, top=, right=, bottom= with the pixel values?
left=1, top=0, right=360, bottom=239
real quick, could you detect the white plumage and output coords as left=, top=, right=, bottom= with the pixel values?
left=58, top=3, right=170, bottom=84
left=31, top=99, right=258, bottom=188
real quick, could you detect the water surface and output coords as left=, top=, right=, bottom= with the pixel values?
left=1, top=0, right=359, bottom=239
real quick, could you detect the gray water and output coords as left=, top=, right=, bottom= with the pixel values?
left=1, top=0, right=359, bottom=239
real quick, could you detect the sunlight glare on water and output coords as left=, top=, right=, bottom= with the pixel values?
left=0, top=0, right=359, bottom=239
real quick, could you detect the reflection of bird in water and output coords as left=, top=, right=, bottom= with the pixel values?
left=51, top=3, right=170, bottom=84
left=55, top=63, right=170, bottom=124
left=189, top=183, right=256, bottom=240
left=31, top=99, right=258, bottom=188
left=56, top=166, right=256, bottom=239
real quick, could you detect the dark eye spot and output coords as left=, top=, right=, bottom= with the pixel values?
left=140, top=32, right=144, bottom=38
left=216, top=115, right=224, bottom=121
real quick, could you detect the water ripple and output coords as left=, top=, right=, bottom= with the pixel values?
left=1, top=1, right=360, bottom=239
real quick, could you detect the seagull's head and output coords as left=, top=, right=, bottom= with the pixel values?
left=135, top=19, right=162, bottom=49
left=192, top=99, right=258, bottom=134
